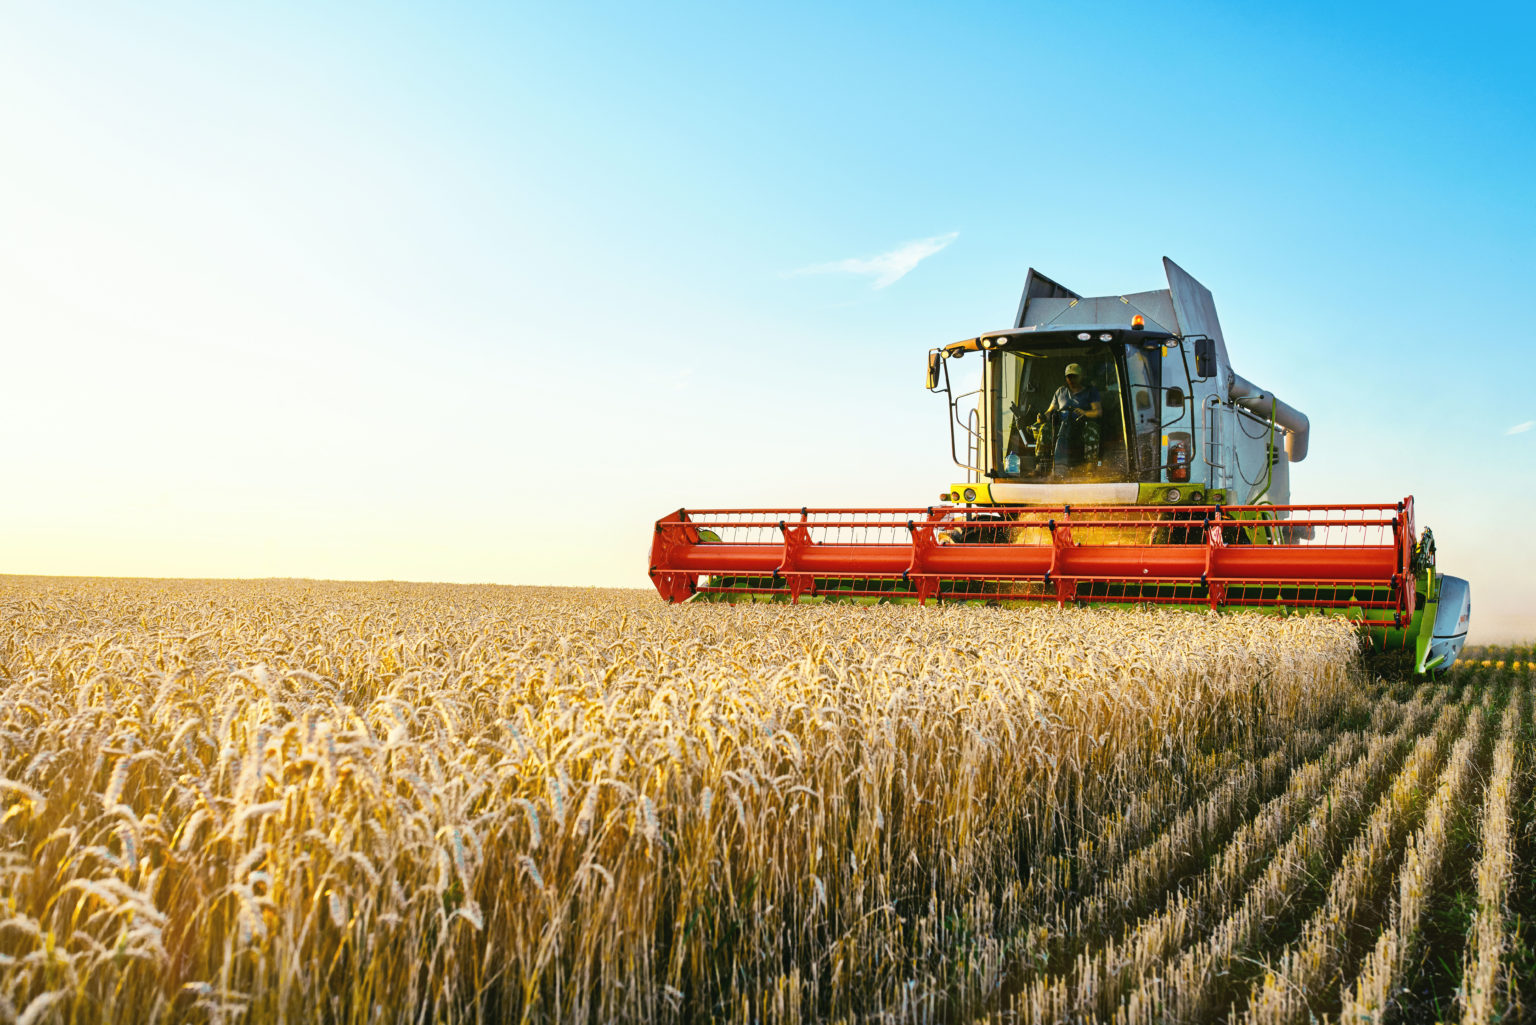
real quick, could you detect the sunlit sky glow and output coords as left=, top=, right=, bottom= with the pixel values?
left=2, top=2, right=1532, bottom=641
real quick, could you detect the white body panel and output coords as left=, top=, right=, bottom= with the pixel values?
left=1428, top=575, right=1471, bottom=671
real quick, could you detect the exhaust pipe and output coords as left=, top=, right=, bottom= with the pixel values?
left=1230, top=373, right=1310, bottom=461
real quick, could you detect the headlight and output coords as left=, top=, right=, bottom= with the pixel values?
left=1076, top=332, right=1092, bottom=341
left=963, top=487, right=977, bottom=503
left=1165, top=487, right=1182, bottom=503
left=1099, top=332, right=1113, bottom=341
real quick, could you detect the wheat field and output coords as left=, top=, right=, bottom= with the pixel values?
left=0, top=577, right=1530, bottom=1024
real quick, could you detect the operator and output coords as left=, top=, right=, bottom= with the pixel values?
left=1045, top=363, right=1102, bottom=478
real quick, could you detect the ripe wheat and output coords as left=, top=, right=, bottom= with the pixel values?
left=0, top=577, right=1525, bottom=1025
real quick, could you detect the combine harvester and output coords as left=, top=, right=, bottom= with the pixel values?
left=649, top=258, right=1470, bottom=673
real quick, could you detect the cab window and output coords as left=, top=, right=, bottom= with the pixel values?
left=993, top=345, right=1128, bottom=481
left=1123, top=345, right=1162, bottom=481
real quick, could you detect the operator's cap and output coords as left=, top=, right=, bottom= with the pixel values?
left=1064, top=363, right=1085, bottom=377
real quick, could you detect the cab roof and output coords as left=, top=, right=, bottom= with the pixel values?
left=943, top=324, right=1176, bottom=356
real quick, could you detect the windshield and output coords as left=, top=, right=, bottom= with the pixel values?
left=993, top=343, right=1150, bottom=482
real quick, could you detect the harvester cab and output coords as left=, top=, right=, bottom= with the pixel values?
left=650, top=258, right=1471, bottom=674
left=930, top=258, right=1307, bottom=511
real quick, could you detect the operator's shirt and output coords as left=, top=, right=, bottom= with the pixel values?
left=1049, top=384, right=1101, bottom=419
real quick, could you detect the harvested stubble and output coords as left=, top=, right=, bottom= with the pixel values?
left=0, top=577, right=1360, bottom=1024
left=1454, top=689, right=1524, bottom=1024
left=1243, top=692, right=1489, bottom=1025
left=1076, top=670, right=1531, bottom=1025
left=1067, top=693, right=1458, bottom=1025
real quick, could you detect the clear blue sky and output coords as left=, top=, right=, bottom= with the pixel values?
left=2, top=2, right=1532, bottom=640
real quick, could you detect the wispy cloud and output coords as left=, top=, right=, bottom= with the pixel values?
left=1508, top=420, right=1535, bottom=436
left=791, top=232, right=958, bottom=289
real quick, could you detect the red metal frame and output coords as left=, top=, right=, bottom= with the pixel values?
left=650, top=500, right=1417, bottom=626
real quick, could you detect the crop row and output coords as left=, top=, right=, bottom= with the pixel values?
left=993, top=659, right=1533, bottom=1025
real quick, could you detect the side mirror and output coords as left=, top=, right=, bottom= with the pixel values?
left=1193, top=338, right=1216, bottom=379
left=926, top=350, right=943, bottom=390
left=1165, top=386, right=1185, bottom=408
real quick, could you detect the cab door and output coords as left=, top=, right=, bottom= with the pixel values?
left=1157, top=342, right=1198, bottom=484
left=1123, top=344, right=1163, bottom=482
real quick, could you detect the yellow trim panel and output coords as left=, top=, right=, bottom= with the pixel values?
left=946, top=482, right=993, bottom=504
left=943, top=482, right=1230, bottom=506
